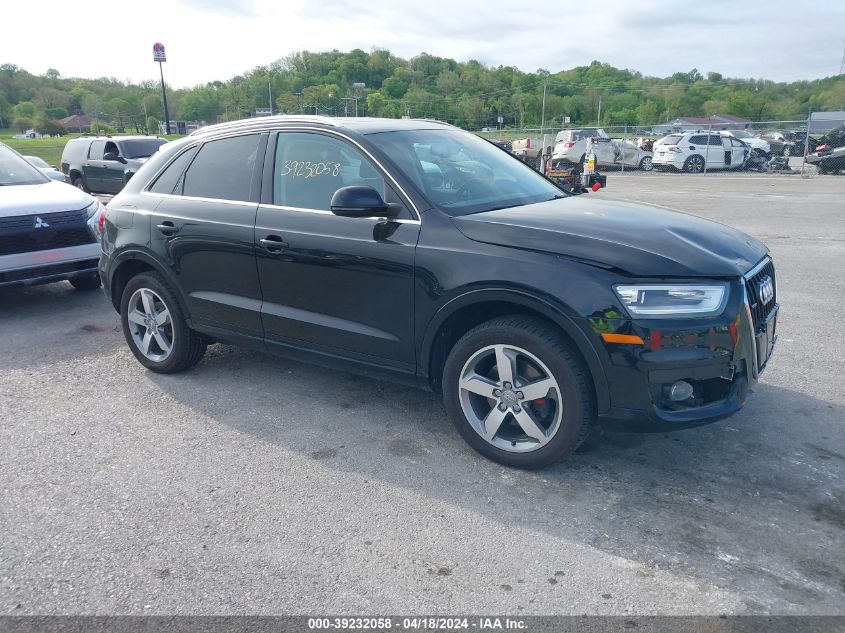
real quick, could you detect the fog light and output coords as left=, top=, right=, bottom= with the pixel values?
left=669, top=380, right=694, bottom=402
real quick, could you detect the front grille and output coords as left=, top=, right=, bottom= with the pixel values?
left=745, top=259, right=777, bottom=330
left=0, top=209, right=95, bottom=256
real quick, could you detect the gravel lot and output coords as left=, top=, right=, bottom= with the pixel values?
left=1, top=172, right=843, bottom=615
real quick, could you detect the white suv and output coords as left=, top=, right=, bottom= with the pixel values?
left=722, top=130, right=770, bottom=158
left=652, top=132, right=749, bottom=173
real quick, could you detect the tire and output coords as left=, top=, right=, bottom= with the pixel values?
left=442, top=316, right=594, bottom=469
left=119, top=271, right=206, bottom=373
left=69, top=274, right=101, bottom=291
left=683, top=155, right=705, bottom=173
left=71, top=175, right=89, bottom=193
left=638, top=156, right=653, bottom=171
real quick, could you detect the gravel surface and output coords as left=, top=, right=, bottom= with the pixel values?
left=1, top=172, right=843, bottom=615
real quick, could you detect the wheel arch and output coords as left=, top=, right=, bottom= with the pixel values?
left=109, top=250, right=191, bottom=322
left=421, top=288, right=610, bottom=413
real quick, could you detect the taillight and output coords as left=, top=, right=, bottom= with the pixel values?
left=563, top=142, right=575, bottom=149
left=98, top=208, right=108, bottom=234
left=666, top=145, right=681, bottom=153
left=816, top=144, right=828, bottom=153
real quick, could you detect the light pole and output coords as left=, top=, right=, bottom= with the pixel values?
left=153, top=43, right=171, bottom=134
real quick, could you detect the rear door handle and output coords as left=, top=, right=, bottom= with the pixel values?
left=156, top=221, right=179, bottom=236
left=259, top=235, right=289, bottom=252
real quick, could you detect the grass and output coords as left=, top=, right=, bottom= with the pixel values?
left=1, top=132, right=185, bottom=166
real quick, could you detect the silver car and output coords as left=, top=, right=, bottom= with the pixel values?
left=23, top=155, right=70, bottom=183
left=551, top=129, right=654, bottom=170
left=0, top=143, right=104, bottom=290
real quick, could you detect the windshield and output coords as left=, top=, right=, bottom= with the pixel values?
left=0, top=145, right=49, bottom=186
left=24, top=155, right=49, bottom=169
left=370, top=129, right=563, bottom=216
left=121, top=139, right=167, bottom=159
left=660, top=135, right=684, bottom=145
left=731, top=131, right=753, bottom=138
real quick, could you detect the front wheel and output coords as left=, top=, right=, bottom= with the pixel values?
left=120, top=272, right=207, bottom=373
left=442, top=316, right=594, bottom=469
left=638, top=156, right=653, bottom=171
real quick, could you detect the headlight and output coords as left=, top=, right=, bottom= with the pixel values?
left=614, top=283, right=729, bottom=318
left=83, top=199, right=104, bottom=219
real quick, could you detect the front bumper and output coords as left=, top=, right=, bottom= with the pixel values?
left=590, top=265, right=778, bottom=428
left=0, top=243, right=101, bottom=287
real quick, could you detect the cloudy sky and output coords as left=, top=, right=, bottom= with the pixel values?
left=3, top=0, right=843, bottom=86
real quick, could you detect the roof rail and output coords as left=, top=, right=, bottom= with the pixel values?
left=189, top=114, right=338, bottom=136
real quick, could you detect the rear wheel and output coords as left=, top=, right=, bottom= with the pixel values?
left=683, top=155, right=705, bottom=173
left=69, top=274, right=101, bottom=291
left=120, top=272, right=206, bottom=373
left=639, top=156, right=653, bottom=171
left=442, top=316, right=594, bottom=469
left=71, top=175, right=89, bottom=193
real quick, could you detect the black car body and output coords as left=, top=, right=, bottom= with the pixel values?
left=99, top=116, right=778, bottom=468
left=760, top=130, right=819, bottom=157
left=61, top=135, right=168, bottom=195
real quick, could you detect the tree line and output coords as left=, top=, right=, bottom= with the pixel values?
left=2, top=50, right=844, bottom=136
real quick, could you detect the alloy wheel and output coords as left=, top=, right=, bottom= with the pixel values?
left=686, top=156, right=704, bottom=173
left=126, top=288, right=175, bottom=362
left=458, top=344, right=562, bottom=453
left=640, top=156, right=653, bottom=171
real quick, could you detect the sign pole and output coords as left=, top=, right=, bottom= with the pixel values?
left=153, top=43, right=171, bottom=135
left=159, top=62, right=171, bottom=135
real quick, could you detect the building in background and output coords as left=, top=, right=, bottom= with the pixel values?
left=60, top=114, right=93, bottom=133
left=651, top=114, right=752, bottom=135
left=808, top=111, right=845, bottom=133
left=158, top=120, right=204, bottom=135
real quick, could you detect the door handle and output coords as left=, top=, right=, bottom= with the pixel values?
left=259, top=236, right=289, bottom=252
left=156, top=221, right=179, bottom=236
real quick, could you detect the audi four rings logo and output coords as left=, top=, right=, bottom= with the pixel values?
left=758, top=276, right=774, bottom=305
left=34, top=217, right=49, bottom=228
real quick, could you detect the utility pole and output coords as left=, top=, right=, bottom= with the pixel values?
left=839, top=39, right=845, bottom=75
left=540, top=82, right=547, bottom=135
left=153, top=43, right=171, bottom=134
left=268, top=82, right=273, bottom=115
left=597, top=94, right=602, bottom=128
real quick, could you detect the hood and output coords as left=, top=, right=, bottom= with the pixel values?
left=0, top=180, right=95, bottom=218
left=127, top=156, right=150, bottom=166
left=452, top=197, right=768, bottom=277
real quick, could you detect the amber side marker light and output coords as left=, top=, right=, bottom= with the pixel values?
left=601, top=333, right=645, bottom=345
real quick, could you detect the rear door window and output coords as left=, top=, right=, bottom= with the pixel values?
left=181, top=134, right=261, bottom=202
left=148, top=146, right=198, bottom=195
left=689, top=135, right=707, bottom=145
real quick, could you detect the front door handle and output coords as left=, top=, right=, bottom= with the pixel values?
left=259, top=235, right=289, bottom=252
left=156, top=221, right=179, bottom=236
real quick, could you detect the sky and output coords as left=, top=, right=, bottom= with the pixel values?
left=2, top=0, right=843, bottom=87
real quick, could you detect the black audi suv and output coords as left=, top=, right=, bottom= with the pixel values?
left=99, top=116, right=778, bottom=468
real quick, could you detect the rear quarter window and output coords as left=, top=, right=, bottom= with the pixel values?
left=61, top=139, right=90, bottom=162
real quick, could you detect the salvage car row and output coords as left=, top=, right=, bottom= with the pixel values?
left=505, top=126, right=845, bottom=174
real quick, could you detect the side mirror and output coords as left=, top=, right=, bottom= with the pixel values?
left=103, top=151, right=122, bottom=162
left=330, top=186, right=399, bottom=218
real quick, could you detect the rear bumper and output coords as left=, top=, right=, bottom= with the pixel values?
left=0, top=243, right=101, bottom=287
